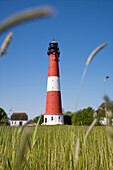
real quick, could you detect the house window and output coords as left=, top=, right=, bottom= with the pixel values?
left=51, top=116, right=53, bottom=121
left=12, top=122, right=13, bottom=124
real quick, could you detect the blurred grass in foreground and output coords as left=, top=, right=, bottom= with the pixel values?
left=0, top=126, right=113, bottom=169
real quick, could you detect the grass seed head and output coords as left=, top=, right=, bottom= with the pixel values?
left=104, top=76, right=109, bottom=82
left=86, top=42, right=108, bottom=66
left=0, top=7, right=53, bottom=34
left=0, top=32, right=13, bottom=57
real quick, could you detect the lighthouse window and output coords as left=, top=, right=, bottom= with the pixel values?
left=51, top=116, right=53, bottom=121
left=52, top=87, right=53, bottom=89
left=59, top=116, right=60, bottom=119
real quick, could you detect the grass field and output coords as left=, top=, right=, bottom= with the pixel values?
left=0, top=125, right=113, bottom=170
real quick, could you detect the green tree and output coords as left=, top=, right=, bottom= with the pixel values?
left=64, top=111, right=73, bottom=125
left=33, top=115, right=44, bottom=124
left=72, top=107, right=94, bottom=126
left=0, top=108, right=8, bottom=125
left=64, top=111, right=72, bottom=116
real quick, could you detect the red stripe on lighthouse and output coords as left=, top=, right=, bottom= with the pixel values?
left=48, top=53, right=60, bottom=77
left=45, top=91, right=62, bottom=115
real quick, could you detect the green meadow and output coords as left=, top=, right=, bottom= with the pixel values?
left=0, top=126, right=113, bottom=170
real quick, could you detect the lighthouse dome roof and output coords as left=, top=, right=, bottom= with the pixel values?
left=47, top=40, right=60, bottom=55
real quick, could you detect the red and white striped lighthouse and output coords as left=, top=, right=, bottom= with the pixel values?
left=44, top=40, right=64, bottom=125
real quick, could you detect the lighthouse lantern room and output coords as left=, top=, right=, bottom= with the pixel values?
left=43, top=40, right=64, bottom=125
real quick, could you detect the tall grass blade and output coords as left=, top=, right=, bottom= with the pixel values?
left=65, top=140, right=71, bottom=170
left=15, top=131, right=30, bottom=170
left=75, top=138, right=80, bottom=161
left=18, top=119, right=32, bottom=134
left=75, top=42, right=108, bottom=110
left=106, top=126, right=113, bottom=146
left=104, top=76, right=109, bottom=98
left=7, top=158, right=12, bottom=170
left=32, top=114, right=42, bottom=148
left=104, top=96, right=113, bottom=146
left=15, top=144, right=30, bottom=170
left=75, top=66, right=87, bottom=110
left=84, top=118, right=97, bottom=144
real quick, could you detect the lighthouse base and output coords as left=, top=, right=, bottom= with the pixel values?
left=42, top=115, right=64, bottom=125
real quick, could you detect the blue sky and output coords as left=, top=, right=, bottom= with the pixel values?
left=0, top=0, right=113, bottom=119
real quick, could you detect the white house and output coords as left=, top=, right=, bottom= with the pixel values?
left=99, top=117, right=113, bottom=125
left=10, top=112, right=28, bottom=126
left=96, top=102, right=113, bottom=125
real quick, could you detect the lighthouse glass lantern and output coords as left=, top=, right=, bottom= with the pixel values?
left=44, top=40, right=64, bottom=125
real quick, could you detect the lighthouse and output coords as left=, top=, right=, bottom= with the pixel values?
left=44, top=40, right=64, bottom=125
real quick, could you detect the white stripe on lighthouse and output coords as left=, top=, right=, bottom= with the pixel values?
left=47, top=76, right=60, bottom=91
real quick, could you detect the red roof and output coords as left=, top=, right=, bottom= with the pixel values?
left=11, top=112, right=28, bottom=120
